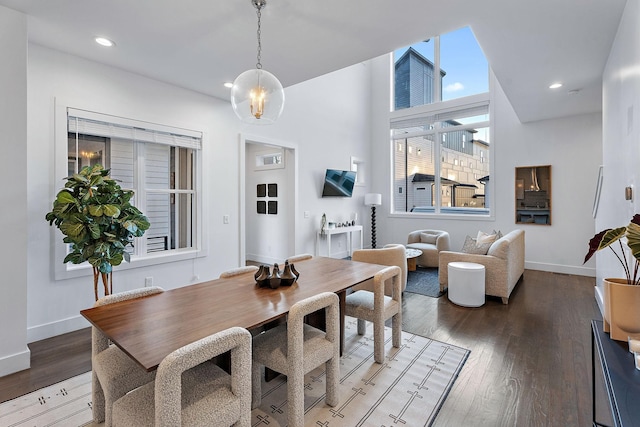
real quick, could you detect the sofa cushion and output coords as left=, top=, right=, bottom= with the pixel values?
left=487, top=236, right=509, bottom=259
left=476, top=230, right=498, bottom=245
left=420, top=232, right=438, bottom=244
left=461, top=235, right=493, bottom=255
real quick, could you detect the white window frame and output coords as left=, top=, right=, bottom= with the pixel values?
left=53, top=100, right=206, bottom=280
left=389, top=92, right=493, bottom=219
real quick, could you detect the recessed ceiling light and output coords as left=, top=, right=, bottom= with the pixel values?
left=95, top=37, right=115, bottom=47
left=224, top=82, right=234, bottom=88
left=549, top=83, right=563, bottom=89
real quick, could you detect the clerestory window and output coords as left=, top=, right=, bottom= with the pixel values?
left=391, top=26, right=492, bottom=216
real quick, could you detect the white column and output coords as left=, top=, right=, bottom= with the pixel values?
left=0, top=5, right=29, bottom=376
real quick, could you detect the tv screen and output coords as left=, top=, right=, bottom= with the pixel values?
left=322, top=169, right=356, bottom=197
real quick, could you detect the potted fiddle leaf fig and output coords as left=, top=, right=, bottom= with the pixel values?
left=45, top=164, right=150, bottom=301
left=584, top=214, right=640, bottom=340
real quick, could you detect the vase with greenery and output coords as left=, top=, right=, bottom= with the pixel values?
left=584, top=214, right=640, bottom=340
left=45, top=164, right=150, bottom=300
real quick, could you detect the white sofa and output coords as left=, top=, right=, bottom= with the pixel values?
left=406, top=230, right=451, bottom=268
left=438, top=229, right=525, bottom=304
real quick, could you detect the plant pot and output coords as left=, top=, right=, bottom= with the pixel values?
left=603, top=278, right=640, bottom=341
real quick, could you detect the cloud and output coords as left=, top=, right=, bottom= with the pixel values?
left=444, top=82, right=464, bottom=92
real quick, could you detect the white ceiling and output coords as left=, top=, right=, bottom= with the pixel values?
left=0, top=0, right=627, bottom=123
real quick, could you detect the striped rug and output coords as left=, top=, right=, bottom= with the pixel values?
left=0, top=317, right=469, bottom=426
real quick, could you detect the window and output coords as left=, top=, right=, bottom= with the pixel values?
left=65, top=108, right=202, bottom=268
left=391, top=26, right=491, bottom=216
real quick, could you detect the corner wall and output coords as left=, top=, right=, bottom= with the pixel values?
left=599, top=0, right=640, bottom=309
left=0, top=6, right=29, bottom=376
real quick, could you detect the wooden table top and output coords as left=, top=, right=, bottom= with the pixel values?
left=80, top=257, right=385, bottom=371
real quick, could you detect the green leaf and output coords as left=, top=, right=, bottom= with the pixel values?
left=63, top=252, right=86, bottom=264
left=56, top=191, right=76, bottom=205
left=88, top=223, right=101, bottom=240
left=103, top=205, right=121, bottom=217
left=59, top=221, right=85, bottom=238
left=88, top=205, right=104, bottom=217
left=600, top=227, right=627, bottom=250
left=627, top=222, right=640, bottom=262
left=123, top=220, right=138, bottom=234
left=110, top=253, right=124, bottom=266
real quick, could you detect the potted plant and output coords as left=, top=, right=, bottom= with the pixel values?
left=584, top=214, right=640, bottom=340
left=45, top=164, right=150, bottom=301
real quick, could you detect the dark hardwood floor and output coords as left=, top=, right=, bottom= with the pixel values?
left=0, top=269, right=601, bottom=426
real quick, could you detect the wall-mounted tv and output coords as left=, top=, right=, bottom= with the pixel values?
left=322, top=169, right=356, bottom=197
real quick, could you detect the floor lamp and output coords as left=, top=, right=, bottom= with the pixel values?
left=365, top=193, right=382, bottom=248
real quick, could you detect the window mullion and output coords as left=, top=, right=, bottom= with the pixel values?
left=135, top=142, right=147, bottom=255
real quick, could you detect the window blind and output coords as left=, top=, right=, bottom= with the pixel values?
left=68, top=108, right=202, bottom=150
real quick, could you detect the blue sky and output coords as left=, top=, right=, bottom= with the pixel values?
left=394, top=26, right=489, bottom=101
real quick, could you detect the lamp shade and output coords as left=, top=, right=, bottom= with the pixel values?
left=364, top=193, right=382, bottom=206
left=230, top=68, right=285, bottom=125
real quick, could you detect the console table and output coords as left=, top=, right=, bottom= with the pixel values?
left=316, top=225, right=363, bottom=259
left=591, top=320, right=640, bottom=426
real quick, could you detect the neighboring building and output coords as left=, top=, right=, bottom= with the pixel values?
left=393, top=47, right=489, bottom=212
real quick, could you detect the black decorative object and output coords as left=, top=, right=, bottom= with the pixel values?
left=370, top=205, right=377, bottom=248
left=255, top=261, right=300, bottom=288
left=257, top=200, right=266, bottom=214
left=257, top=184, right=266, bottom=197
left=280, top=261, right=296, bottom=286
left=268, top=200, right=278, bottom=215
left=268, top=183, right=278, bottom=197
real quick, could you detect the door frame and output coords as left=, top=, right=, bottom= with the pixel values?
left=238, top=133, right=298, bottom=265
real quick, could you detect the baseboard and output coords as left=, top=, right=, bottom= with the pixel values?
left=245, top=253, right=282, bottom=266
left=27, top=314, right=90, bottom=343
left=0, top=347, right=30, bottom=377
left=525, top=261, right=595, bottom=277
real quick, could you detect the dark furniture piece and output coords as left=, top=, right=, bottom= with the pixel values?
left=81, top=257, right=385, bottom=372
left=592, top=320, right=640, bottom=426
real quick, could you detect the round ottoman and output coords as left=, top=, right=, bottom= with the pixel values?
left=447, top=262, right=485, bottom=307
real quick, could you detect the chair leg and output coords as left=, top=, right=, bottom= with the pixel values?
left=251, top=364, right=263, bottom=409
left=92, top=371, right=106, bottom=424
left=325, top=358, right=339, bottom=407
left=357, top=318, right=366, bottom=335
left=288, top=369, right=305, bottom=427
left=392, top=312, right=402, bottom=348
left=373, top=320, right=384, bottom=364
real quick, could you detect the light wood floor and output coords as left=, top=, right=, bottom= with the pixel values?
left=0, top=269, right=601, bottom=426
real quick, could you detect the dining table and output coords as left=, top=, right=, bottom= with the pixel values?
left=80, top=256, right=387, bottom=372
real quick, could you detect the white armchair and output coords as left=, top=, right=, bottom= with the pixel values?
left=406, top=229, right=451, bottom=267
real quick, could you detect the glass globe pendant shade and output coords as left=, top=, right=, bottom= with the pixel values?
left=230, top=68, right=285, bottom=125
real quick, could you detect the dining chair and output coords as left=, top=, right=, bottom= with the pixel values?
left=111, top=326, right=252, bottom=427
left=286, top=253, right=313, bottom=262
left=92, top=286, right=164, bottom=426
left=219, top=265, right=259, bottom=278
left=252, top=291, right=339, bottom=427
left=345, top=265, right=402, bottom=364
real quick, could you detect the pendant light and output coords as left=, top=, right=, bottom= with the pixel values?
left=230, top=0, right=285, bottom=125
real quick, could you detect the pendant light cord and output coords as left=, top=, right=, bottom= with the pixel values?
left=256, top=6, right=262, bottom=70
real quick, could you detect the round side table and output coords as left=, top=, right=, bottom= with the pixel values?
left=447, top=261, right=485, bottom=307
left=405, top=248, right=422, bottom=272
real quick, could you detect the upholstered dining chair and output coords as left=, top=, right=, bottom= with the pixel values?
left=251, top=292, right=340, bottom=427
left=286, top=253, right=313, bottom=262
left=219, top=265, right=259, bottom=278
left=345, top=265, right=402, bottom=364
left=92, top=286, right=164, bottom=426
left=111, top=326, right=252, bottom=427
left=351, top=244, right=407, bottom=294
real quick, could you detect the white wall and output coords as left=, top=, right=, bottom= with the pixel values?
left=598, top=0, right=640, bottom=309
left=0, top=5, right=29, bottom=376
left=369, top=54, right=602, bottom=276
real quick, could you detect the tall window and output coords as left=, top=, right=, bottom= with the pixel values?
left=392, top=26, right=491, bottom=216
left=67, top=109, right=201, bottom=259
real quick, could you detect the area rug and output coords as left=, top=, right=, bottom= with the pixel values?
left=0, top=317, right=469, bottom=427
left=406, top=267, right=444, bottom=298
